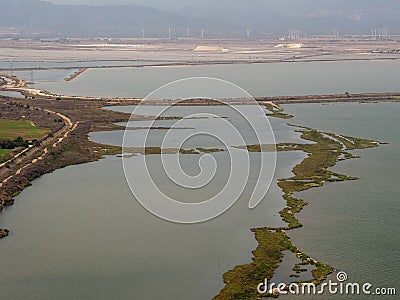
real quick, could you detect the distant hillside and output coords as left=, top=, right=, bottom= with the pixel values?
left=0, top=0, right=221, bottom=37
left=178, top=0, right=400, bottom=36
left=1, top=0, right=400, bottom=38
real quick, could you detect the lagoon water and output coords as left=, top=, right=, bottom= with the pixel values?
left=32, top=60, right=400, bottom=98
left=0, top=60, right=399, bottom=299
left=282, top=102, right=400, bottom=299
left=0, top=60, right=168, bottom=70
left=0, top=106, right=304, bottom=299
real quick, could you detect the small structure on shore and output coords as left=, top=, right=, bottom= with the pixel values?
left=275, top=43, right=305, bottom=49
left=193, top=46, right=229, bottom=52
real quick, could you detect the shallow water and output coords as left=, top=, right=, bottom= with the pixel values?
left=282, top=102, right=400, bottom=299
left=32, top=60, right=400, bottom=98
left=11, top=69, right=77, bottom=82
left=0, top=106, right=304, bottom=300
left=0, top=101, right=398, bottom=299
left=0, top=60, right=167, bottom=70
left=0, top=90, right=23, bottom=98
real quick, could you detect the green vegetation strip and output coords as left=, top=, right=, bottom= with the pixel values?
left=115, top=147, right=225, bottom=156
left=0, top=148, right=12, bottom=164
left=0, top=119, right=49, bottom=140
left=215, top=125, right=381, bottom=299
left=264, top=103, right=294, bottom=119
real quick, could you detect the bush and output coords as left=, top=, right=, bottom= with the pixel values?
left=0, top=137, right=29, bottom=149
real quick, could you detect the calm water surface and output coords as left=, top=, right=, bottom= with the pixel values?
left=0, top=100, right=398, bottom=298
left=0, top=107, right=303, bottom=300
left=32, top=60, right=400, bottom=98
left=282, top=102, right=400, bottom=299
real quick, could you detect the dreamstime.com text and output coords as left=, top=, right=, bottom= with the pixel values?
left=257, top=272, right=396, bottom=296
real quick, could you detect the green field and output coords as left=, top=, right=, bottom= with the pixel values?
left=0, top=119, right=49, bottom=140
left=0, top=148, right=12, bottom=163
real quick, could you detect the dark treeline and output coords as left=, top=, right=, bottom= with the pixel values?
left=0, top=137, right=29, bottom=149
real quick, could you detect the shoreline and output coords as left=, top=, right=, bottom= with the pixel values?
left=214, top=121, right=381, bottom=299
left=0, top=94, right=394, bottom=297
left=0, top=56, right=399, bottom=73
left=1, top=73, right=399, bottom=104
left=0, top=97, right=133, bottom=237
left=64, top=67, right=88, bottom=81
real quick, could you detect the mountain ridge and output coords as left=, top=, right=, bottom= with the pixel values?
left=1, top=0, right=399, bottom=38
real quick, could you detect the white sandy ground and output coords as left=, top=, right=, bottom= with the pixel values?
left=0, top=39, right=399, bottom=65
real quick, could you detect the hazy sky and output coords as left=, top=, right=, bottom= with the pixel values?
left=3, top=0, right=400, bottom=36
left=46, top=0, right=400, bottom=12
left=48, top=0, right=206, bottom=9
